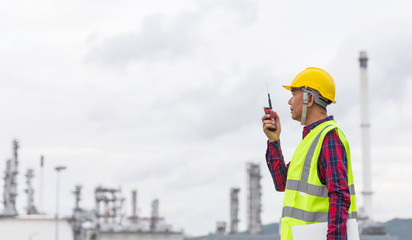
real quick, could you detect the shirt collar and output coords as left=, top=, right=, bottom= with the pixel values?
left=302, top=115, right=334, bottom=138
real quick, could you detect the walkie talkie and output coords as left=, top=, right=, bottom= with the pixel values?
left=264, top=87, right=277, bottom=130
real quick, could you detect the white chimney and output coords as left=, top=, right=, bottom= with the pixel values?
left=359, top=51, right=373, bottom=221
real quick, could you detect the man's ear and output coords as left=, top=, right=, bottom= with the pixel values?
left=307, top=93, right=315, bottom=107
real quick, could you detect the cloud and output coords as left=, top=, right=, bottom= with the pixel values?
left=147, top=68, right=276, bottom=141
left=198, top=0, right=258, bottom=25
left=326, top=8, right=412, bottom=126
left=87, top=0, right=259, bottom=66
left=87, top=13, right=199, bottom=65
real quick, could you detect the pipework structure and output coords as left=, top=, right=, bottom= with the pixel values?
left=94, top=186, right=125, bottom=229
left=229, top=187, right=240, bottom=234
left=359, top=51, right=373, bottom=221
left=246, top=162, right=262, bottom=234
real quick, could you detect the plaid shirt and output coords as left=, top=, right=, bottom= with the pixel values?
left=266, top=116, right=351, bottom=240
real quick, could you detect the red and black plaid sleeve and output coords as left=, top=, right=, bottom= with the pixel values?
left=318, top=130, right=351, bottom=240
left=265, top=140, right=289, bottom=192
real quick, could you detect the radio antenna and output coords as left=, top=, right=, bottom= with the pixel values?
left=266, top=82, right=272, bottom=109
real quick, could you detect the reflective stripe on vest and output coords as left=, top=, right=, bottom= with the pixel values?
left=285, top=179, right=356, bottom=198
left=282, top=206, right=358, bottom=223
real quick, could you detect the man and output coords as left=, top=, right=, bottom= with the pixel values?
left=261, top=67, right=358, bottom=240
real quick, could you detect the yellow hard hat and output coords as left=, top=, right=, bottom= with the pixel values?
left=283, top=67, right=336, bottom=103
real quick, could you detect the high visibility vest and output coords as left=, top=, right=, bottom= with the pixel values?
left=280, top=120, right=357, bottom=240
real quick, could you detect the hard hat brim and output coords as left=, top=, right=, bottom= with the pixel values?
left=283, top=85, right=292, bottom=91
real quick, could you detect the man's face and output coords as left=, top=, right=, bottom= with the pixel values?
left=288, top=88, right=303, bottom=121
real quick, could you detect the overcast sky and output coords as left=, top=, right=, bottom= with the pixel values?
left=0, top=0, right=411, bottom=236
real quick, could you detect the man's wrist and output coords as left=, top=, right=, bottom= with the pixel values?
left=267, top=139, right=280, bottom=148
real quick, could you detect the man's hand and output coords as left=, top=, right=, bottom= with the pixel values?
left=262, top=107, right=281, bottom=142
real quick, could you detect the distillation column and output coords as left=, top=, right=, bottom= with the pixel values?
left=247, top=163, right=262, bottom=234
left=229, top=188, right=240, bottom=234
left=2, top=140, right=20, bottom=216
left=25, top=168, right=38, bottom=214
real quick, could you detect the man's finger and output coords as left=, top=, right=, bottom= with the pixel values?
left=261, top=114, right=270, bottom=121
left=263, top=122, right=276, bottom=130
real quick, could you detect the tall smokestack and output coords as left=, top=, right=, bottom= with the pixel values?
left=359, top=51, right=373, bottom=221
left=131, top=190, right=137, bottom=217
left=229, top=188, right=240, bottom=234
left=151, top=199, right=159, bottom=231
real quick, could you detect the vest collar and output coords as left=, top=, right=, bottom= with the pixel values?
left=302, top=115, right=334, bottom=139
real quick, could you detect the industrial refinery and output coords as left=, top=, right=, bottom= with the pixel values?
left=0, top=140, right=183, bottom=240
left=0, top=52, right=403, bottom=240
